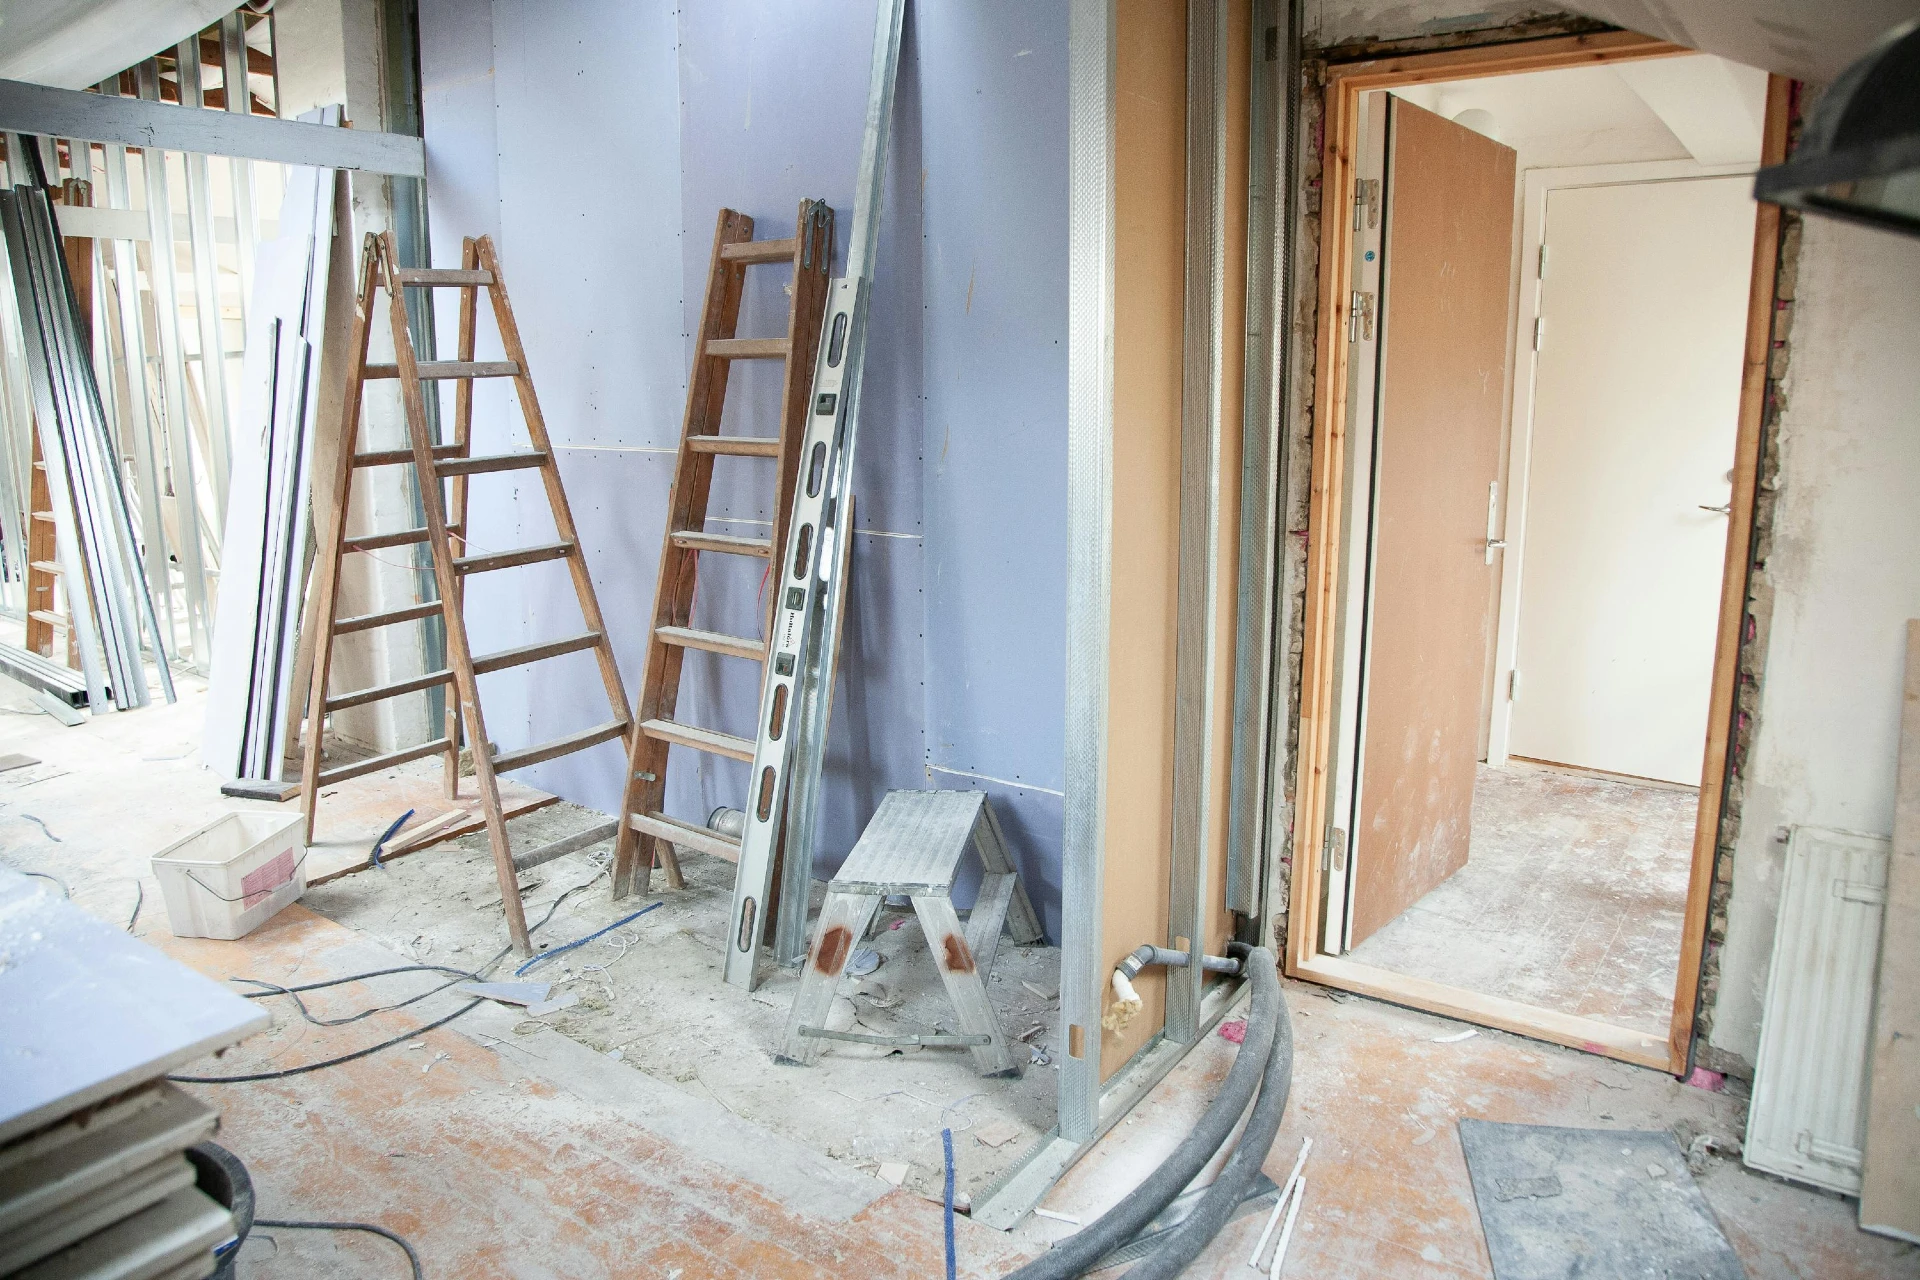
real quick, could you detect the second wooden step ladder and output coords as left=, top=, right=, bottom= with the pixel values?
left=301, top=230, right=632, bottom=956
left=611, top=201, right=833, bottom=898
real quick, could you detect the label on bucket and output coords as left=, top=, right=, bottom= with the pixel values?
left=242, top=849, right=296, bottom=909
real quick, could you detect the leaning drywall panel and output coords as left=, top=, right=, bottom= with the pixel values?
left=1711, top=218, right=1920, bottom=1068
left=918, top=0, right=1071, bottom=938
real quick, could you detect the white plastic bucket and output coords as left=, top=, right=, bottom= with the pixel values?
left=151, top=810, right=308, bottom=940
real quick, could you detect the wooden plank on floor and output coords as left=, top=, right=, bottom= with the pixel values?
left=1862, top=619, right=1920, bottom=1242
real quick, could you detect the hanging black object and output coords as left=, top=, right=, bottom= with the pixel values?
left=1753, top=20, right=1920, bottom=238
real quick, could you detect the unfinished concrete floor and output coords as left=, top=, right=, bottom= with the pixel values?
left=3, top=674, right=1915, bottom=1278
left=1351, top=761, right=1694, bottom=1038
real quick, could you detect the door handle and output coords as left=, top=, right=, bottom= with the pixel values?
left=1699, top=503, right=1731, bottom=516
left=1485, top=482, right=1504, bottom=564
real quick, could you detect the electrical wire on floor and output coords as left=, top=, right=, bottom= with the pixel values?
left=252, top=1219, right=423, bottom=1280
left=18, top=868, right=69, bottom=896
left=171, top=864, right=628, bottom=1084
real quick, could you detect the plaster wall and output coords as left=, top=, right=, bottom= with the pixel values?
left=1709, top=217, right=1920, bottom=1066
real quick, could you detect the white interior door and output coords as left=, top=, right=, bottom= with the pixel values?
left=1507, top=175, right=1754, bottom=785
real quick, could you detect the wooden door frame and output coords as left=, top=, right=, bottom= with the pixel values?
left=1285, top=29, right=1793, bottom=1074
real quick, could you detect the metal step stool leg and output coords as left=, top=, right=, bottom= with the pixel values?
left=911, top=892, right=1020, bottom=1078
left=777, top=888, right=881, bottom=1065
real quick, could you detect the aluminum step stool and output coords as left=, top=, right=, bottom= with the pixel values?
left=778, top=790, right=1043, bottom=1076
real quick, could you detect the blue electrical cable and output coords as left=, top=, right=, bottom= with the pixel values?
left=367, top=809, right=414, bottom=869
left=514, top=901, right=662, bottom=976
left=943, top=1126, right=957, bottom=1280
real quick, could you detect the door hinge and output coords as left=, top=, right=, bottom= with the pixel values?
left=1538, top=243, right=1548, bottom=278
left=1352, top=178, right=1379, bottom=231
left=1323, top=827, right=1348, bottom=874
left=1533, top=316, right=1544, bottom=351
left=1349, top=290, right=1375, bottom=343
left=1509, top=668, right=1521, bottom=701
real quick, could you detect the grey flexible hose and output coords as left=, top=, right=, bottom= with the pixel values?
left=1004, top=945, right=1282, bottom=1280
left=1120, top=965, right=1293, bottom=1279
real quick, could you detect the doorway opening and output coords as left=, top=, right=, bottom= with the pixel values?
left=1287, top=32, right=1788, bottom=1072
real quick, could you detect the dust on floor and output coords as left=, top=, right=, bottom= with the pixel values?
left=1351, top=761, right=1694, bottom=1037
left=300, top=782, right=1065, bottom=1206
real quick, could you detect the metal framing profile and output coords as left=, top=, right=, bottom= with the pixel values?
left=1166, top=0, right=1230, bottom=1048
left=1224, top=0, right=1293, bottom=919
left=1057, top=0, right=1116, bottom=1146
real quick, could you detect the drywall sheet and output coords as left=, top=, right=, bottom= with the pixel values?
left=1102, top=0, right=1186, bottom=1078
left=416, top=0, right=687, bottom=779
left=1862, top=620, right=1920, bottom=1240
left=918, top=1, right=1070, bottom=888
left=674, top=0, right=930, bottom=870
left=419, top=1, right=1075, bottom=930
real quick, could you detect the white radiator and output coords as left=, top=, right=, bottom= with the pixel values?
left=1746, top=825, right=1890, bottom=1194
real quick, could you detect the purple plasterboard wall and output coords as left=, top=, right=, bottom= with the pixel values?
left=415, top=0, right=1068, bottom=938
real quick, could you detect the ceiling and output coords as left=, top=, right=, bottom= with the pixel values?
left=1393, top=54, right=1768, bottom=172
left=1562, top=0, right=1919, bottom=85
left=0, top=0, right=232, bottom=90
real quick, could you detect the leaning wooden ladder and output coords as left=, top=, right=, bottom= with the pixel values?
left=610, top=202, right=833, bottom=899
left=300, top=231, right=633, bottom=956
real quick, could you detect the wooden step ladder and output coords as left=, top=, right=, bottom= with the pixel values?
left=300, top=230, right=633, bottom=956
left=610, top=202, right=833, bottom=899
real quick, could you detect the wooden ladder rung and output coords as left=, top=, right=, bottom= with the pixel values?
left=706, top=337, right=790, bottom=361
left=326, top=668, right=454, bottom=713
left=656, top=625, right=763, bottom=662
left=511, top=818, right=622, bottom=873
left=364, top=360, right=520, bottom=381
left=29, top=560, right=61, bottom=576
left=492, top=718, right=629, bottom=773
left=354, top=444, right=461, bottom=468
left=719, top=237, right=797, bottom=265
left=453, top=540, right=572, bottom=575
left=30, top=511, right=54, bottom=524
left=317, top=736, right=453, bottom=787
left=344, top=526, right=435, bottom=553
left=435, top=451, right=548, bottom=477
left=668, top=530, right=771, bottom=558
left=335, top=600, right=443, bottom=634
left=640, top=717, right=755, bottom=763
left=471, top=631, right=602, bottom=675
left=687, top=435, right=781, bottom=457
left=393, top=267, right=494, bottom=286
left=28, top=609, right=67, bottom=629
left=630, top=811, right=741, bottom=863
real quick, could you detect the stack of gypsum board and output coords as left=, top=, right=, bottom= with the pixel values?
left=202, top=120, right=339, bottom=783
left=0, top=1083, right=231, bottom=1278
left=0, top=139, right=174, bottom=712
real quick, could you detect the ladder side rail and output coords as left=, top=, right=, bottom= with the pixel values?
left=610, top=209, right=754, bottom=898
left=299, top=235, right=385, bottom=842
left=441, top=235, right=481, bottom=798
left=379, top=232, right=533, bottom=956
left=472, top=236, right=632, bottom=736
